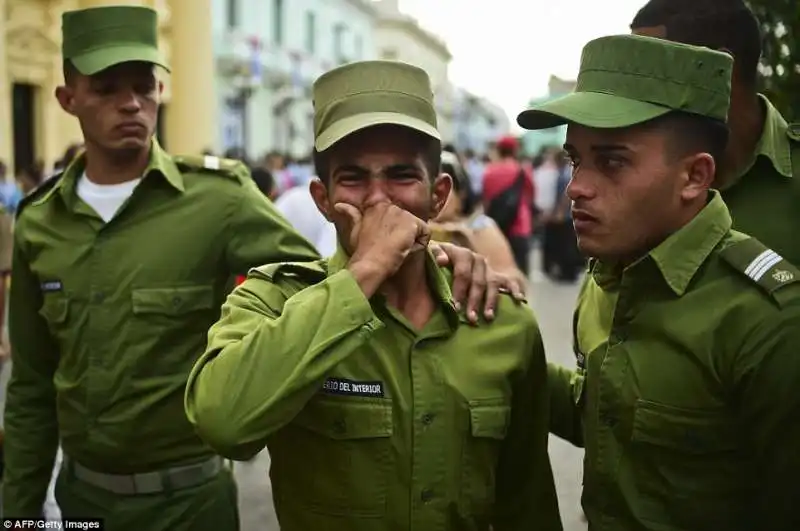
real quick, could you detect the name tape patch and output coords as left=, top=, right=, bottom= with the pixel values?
left=322, top=377, right=385, bottom=398
left=41, top=280, right=63, bottom=292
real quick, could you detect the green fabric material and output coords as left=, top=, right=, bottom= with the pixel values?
left=517, top=34, right=732, bottom=130
left=62, top=6, right=169, bottom=74
left=719, top=97, right=800, bottom=266
left=185, top=251, right=562, bottom=531
left=313, top=60, right=440, bottom=151
left=548, top=192, right=800, bottom=529
left=54, top=468, right=239, bottom=531
left=2, top=140, right=320, bottom=517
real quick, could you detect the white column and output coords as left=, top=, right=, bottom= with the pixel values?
left=164, top=0, right=216, bottom=154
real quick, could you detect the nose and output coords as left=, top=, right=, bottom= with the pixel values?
left=566, top=168, right=593, bottom=201
left=118, top=89, right=142, bottom=113
left=364, top=176, right=391, bottom=204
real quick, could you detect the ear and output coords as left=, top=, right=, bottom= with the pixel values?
left=309, top=178, right=333, bottom=221
left=158, top=79, right=165, bottom=97
left=54, top=85, right=76, bottom=116
left=430, top=172, right=453, bottom=220
left=680, top=153, right=715, bottom=201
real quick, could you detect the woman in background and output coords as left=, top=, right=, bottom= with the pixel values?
left=430, top=150, right=527, bottom=287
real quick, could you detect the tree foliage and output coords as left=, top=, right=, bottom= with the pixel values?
left=747, top=0, right=800, bottom=120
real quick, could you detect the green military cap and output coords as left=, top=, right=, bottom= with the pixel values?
left=62, top=5, right=170, bottom=76
left=517, top=34, right=733, bottom=130
left=313, top=60, right=440, bottom=152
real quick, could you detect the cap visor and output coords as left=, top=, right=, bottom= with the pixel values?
left=517, top=92, right=670, bottom=130
left=315, top=112, right=441, bottom=152
left=71, top=45, right=170, bottom=76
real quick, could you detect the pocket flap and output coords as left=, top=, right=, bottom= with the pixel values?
left=294, top=399, right=393, bottom=440
left=632, top=400, right=738, bottom=454
left=40, top=296, right=68, bottom=324
left=469, top=404, right=511, bottom=439
left=132, top=286, right=214, bottom=315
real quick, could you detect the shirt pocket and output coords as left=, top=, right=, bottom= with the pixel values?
left=630, top=399, right=747, bottom=529
left=272, top=397, right=394, bottom=517
left=131, top=285, right=215, bottom=317
left=39, top=294, right=70, bottom=335
left=460, top=399, right=511, bottom=515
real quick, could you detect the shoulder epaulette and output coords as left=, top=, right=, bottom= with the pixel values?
left=249, top=260, right=328, bottom=285
left=173, top=154, right=250, bottom=183
left=16, top=172, right=63, bottom=219
left=720, top=236, right=800, bottom=306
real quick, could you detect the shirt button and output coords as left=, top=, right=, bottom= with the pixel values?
left=420, top=488, right=434, bottom=503
left=93, top=292, right=105, bottom=303
left=421, top=413, right=435, bottom=425
left=172, top=296, right=182, bottom=307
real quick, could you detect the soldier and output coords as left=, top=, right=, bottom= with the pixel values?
left=185, top=60, right=563, bottom=531
left=518, top=34, right=800, bottom=530
left=631, top=0, right=800, bottom=264
left=3, top=6, right=515, bottom=530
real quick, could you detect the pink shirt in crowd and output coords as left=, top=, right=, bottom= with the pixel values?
left=481, top=159, right=536, bottom=238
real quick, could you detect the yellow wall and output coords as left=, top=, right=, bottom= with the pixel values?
left=0, top=0, right=215, bottom=173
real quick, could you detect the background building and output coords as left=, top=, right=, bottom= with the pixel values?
left=371, top=0, right=509, bottom=154
left=449, top=87, right=510, bottom=154
left=213, top=0, right=378, bottom=160
left=372, top=0, right=454, bottom=141
left=521, top=74, right=576, bottom=157
left=1, top=0, right=218, bottom=174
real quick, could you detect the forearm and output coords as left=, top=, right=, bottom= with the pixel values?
left=548, top=362, right=585, bottom=447
left=3, top=243, right=60, bottom=516
left=185, top=269, right=383, bottom=459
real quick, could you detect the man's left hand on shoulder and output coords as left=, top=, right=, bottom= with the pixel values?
left=430, top=242, right=528, bottom=325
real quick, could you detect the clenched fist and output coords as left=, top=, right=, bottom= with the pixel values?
left=336, top=201, right=430, bottom=297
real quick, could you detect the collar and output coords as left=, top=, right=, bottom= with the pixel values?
left=328, top=244, right=462, bottom=330
left=41, top=138, right=185, bottom=205
left=591, top=191, right=731, bottom=296
left=723, top=95, right=793, bottom=190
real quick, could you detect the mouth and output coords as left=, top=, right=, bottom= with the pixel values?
left=116, top=122, right=146, bottom=133
left=571, top=209, right=600, bottom=230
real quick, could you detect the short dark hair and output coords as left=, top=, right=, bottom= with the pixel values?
left=630, top=0, right=762, bottom=86
left=442, top=156, right=479, bottom=215
left=63, top=59, right=80, bottom=86
left=313, top=134, right=442, bottom=185
left=250, top=167, right=275, bottom=198
left=496, top=143, right=518, bottom=159
left=644, top=111, right=729, bottom=164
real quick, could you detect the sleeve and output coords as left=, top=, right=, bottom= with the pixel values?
left=2, top=231, right=60, bottom=517
left=549, top=282, right=587, bottom=447
left=547, top=363, right=585, bottom=447
left=184, top=270, right=384, bottom=460
left=225, top=180, right=321, bottom=274
left=493, top=315, right=563, bottom=531
left=735, top=306, right=800, bottom=530
left=0, top=213, right=13, bottom=273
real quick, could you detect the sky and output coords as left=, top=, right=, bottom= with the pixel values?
left=397, top=0, right=648, bottom=127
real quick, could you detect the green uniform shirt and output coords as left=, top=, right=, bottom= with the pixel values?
left=185, top=250, right=562, bottom=531
left=549, top=192, right=800, bottom=530
left=3, top=143, right=320, bottom=516
left=720, top=95, right=800, bottom=264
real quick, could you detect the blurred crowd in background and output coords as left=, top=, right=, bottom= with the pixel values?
left=0, top=134, right=584, bottom=287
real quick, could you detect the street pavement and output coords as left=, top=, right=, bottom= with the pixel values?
left=0, top=251, right=587, bottom=530
left=234, top=252, right=588, bottom=531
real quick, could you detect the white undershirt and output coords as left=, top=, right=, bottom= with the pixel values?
left=76, top=172, right=141, bottom=222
